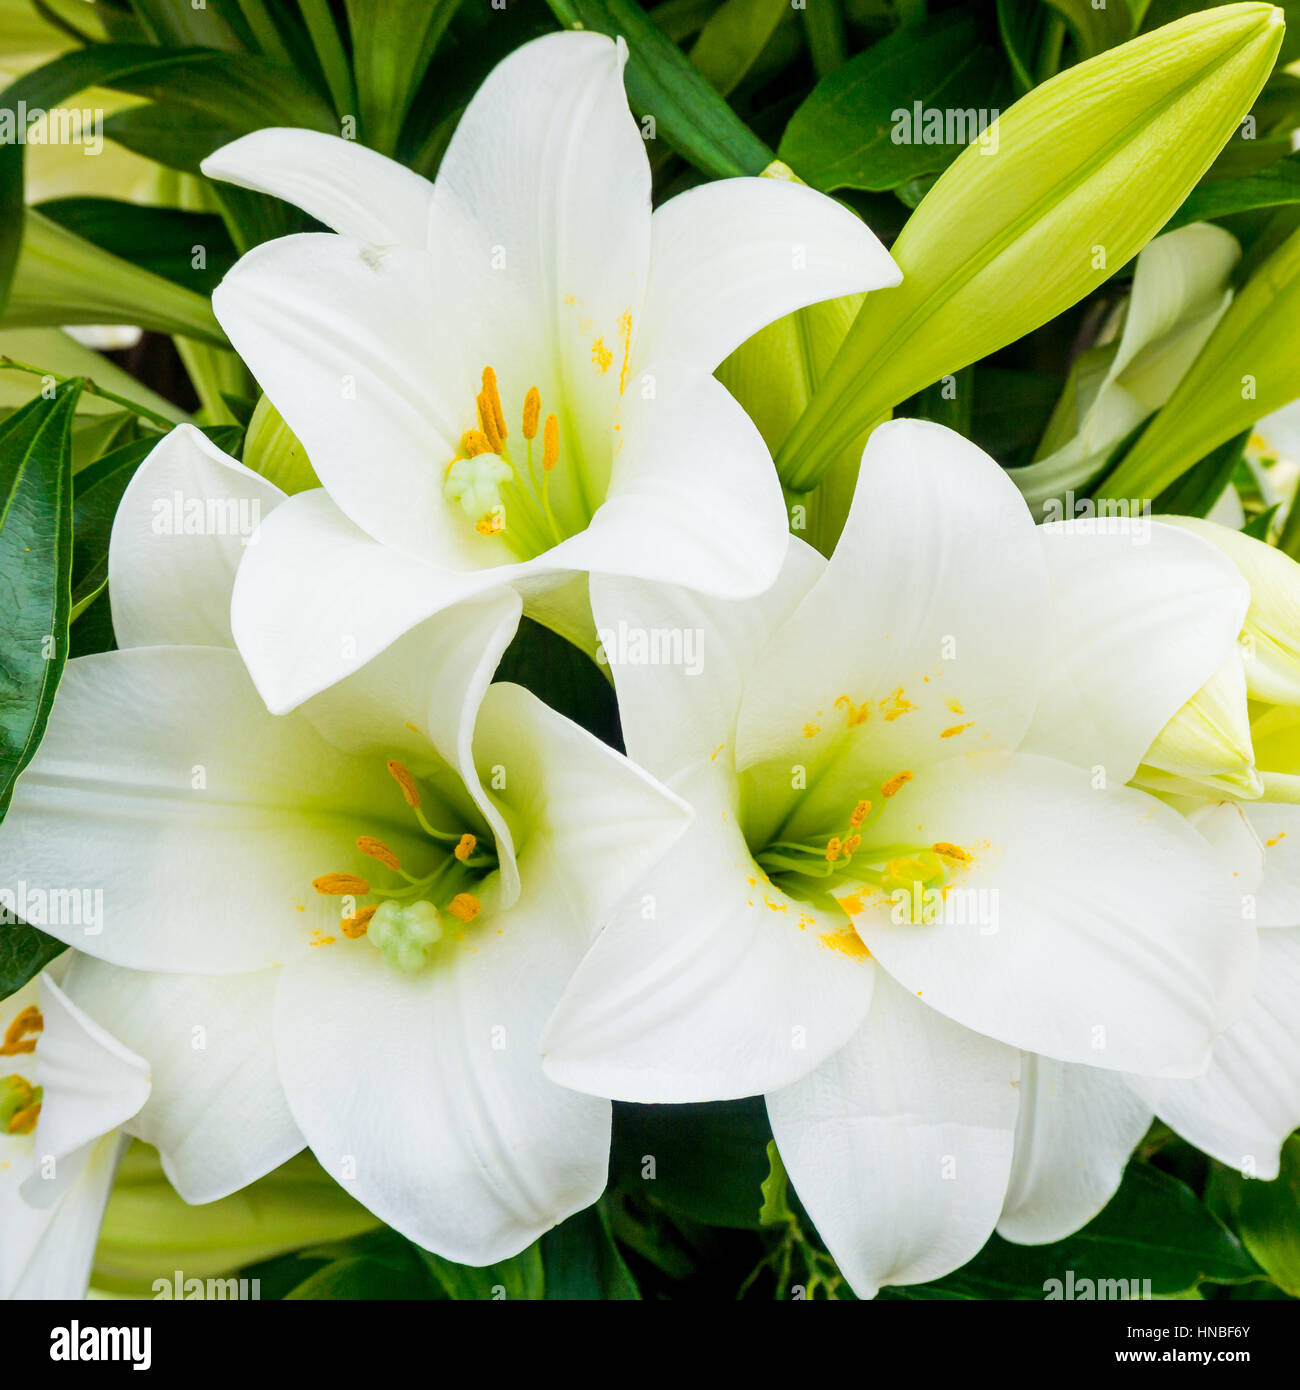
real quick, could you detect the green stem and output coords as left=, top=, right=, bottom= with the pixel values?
left=0, top=357, right=173, bottom=431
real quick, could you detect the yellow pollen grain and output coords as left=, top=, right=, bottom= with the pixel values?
left=825, top=837, right=843, bottom=863
left=312, top=873, right=370, bottom=897
left=835, top=694, right=870, bottom=727
left=387, top=760, right=420, bottom=808
left=591, top=337, right=613, bottom=372
left=1266, top=831, right=1288, bottom=848
left=940, top=722, right=974, bottom=739
left=618, top=309, right=633, bottom=393
left=522, top=386, right=541, bottom=440
left=763, top=896, right=788, bottom=912
left=448, top=893, right=481, bottom=923
left=850, top=800, right=871, bottom=827
left=455, top=833, right=477, bottom=862
left=341, top=905, right=377, bottom=939
left=475, top=512, right=504, bottom=536
left=542, top=413, right=560, bottom=472
left=356, top=836, right=401, bottom=872
left=481, top=366, right=507, bottom=441
left=881, top=687, right=917, bottom=722
left=802, top=722, right=820, bottom=738
left=0, top=1006, right=43, bottom=1057
left=819, top=931, right=870, bottom=960
left=933, top=842, right=972, bottom=863
left=461, top=428, right=493, bottom=458
left=947, top=698, right=965, bottom=715
left=881, top=770, right=913, bottom=799
left=308, top=929, right=336, bottom=948
left=837, top=893, right=865, bottom=916
left=711, top=743, right=725, bottom=762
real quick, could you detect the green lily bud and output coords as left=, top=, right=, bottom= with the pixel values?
left=1134, top=656, right=1263, bottom=801
left=776, top=3, right=1284, bottom=492
left=243, top=393, right=320, bottom=495
left=367, top=899, right=444, bottom=974
left=1102, top=219, right=1300, bottom=503
left=1160, top=515, right=1300, bottom=705
left=93, top=1143, right=379, bottom=1296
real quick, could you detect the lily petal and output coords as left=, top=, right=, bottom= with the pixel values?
left=202, top=128, right=436, bottom=245
left=109, top=424, right=285, bottom=650
left=61, top=957, right=302, bottom=1204
left=273, top=852, right=610, bottom=1264
left=634, top=174, right=900, bottom=375
left=1021, top=519, right=1248, bottom=782
left=589, top=536, right=826, bottom=782
left=541, top=761, right=875, bottom=1102
left=767, top=973, right=1019, bottom=1299
left=0, top=647, right=416, bottom=974
left=849, top=751, right=1254, bottom=1076
left=997, top=1055, right=1152, bottom=1244
left=1138, top=927, right=1300, bottom=1180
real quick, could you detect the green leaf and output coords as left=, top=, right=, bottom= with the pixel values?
left=285, top=1255, right=428, bottom=1300
left=420, top=1242, right=545, bottom=1300
left=545, top=0, right=775, bottom=177
left=344, top=0, right=461, bottom=154
left=101, top=104, right=247, bottom=176
left=1044, top=0, right=1148, bottom=59
left=35, top=198, right=237, bottom=297
left=611, top=1098, right=773, bottom=1229
left=1168, top=152, right=1300, bottom=232
left=540, top=1202, right=640, bottom=1299
left=902, top=1163, right=1260, bottom=1299
left=0, top=380, right=81, bottom=821
left=1209, top=1138, right=1300, bottom=1295
left=778, top=11, right=1010, bottom=192
left=688, top=0, right=790, bottom=98
left=0, top=920, right=65, bottom=998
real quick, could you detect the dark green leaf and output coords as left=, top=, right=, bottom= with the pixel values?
left=1168, top=152, right=1300, bottom=232
left=611, top=1097, right=773, bottom=1228
left=545, top=0, right=774, bottom=177
left=1208, top=1139, right=1300, bottom=1295
left=540, top=1201, right=640, bottom=1299
left=0, top=381, right=81, bottom=820
left=0, top=919, right=65, bottom=998
left=420, top=1242, right=545, bottom=1300
left=1152, top=428, right=1250, bottom=518
left=285, top=1255, right=428, bottom=1300
left=778, top=11, right=1010, bottom=192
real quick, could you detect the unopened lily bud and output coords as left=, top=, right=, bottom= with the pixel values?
left=1134, top=656, right=1263, bottom=801
left=243, top=393, right=319, bottom=495
left=777, top=4, right=1285, bottom=491
left=1159, top=516, right=1300, bottom=705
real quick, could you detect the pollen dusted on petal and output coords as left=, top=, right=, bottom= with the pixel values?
left=356, top=836, right=401, bottom=872
left=448, top=893, right=481, bottom=923
left=834, top=695, right=870, bottom=727
left=454, top=833, right=477, bottom=862
left=0, top=1006, right=43, bottom=1057
left=313, top=872, right=371, bottom=896
left=387, top=759, right=420, bottom=808
left=933, top=842, right=972, bottom=863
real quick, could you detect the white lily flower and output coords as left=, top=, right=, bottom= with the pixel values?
left=0, top=424, right=691, bottom=1263
left=541, top=418, right=1256, bottom=1296
left=197, top=30, right=900, bottom=713
left=1, top=972, right=150, bottom=1299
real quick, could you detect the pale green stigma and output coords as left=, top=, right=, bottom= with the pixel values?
left=367, top=900, right=444, bottom=975
left=444, top=454, right=512, bottom=536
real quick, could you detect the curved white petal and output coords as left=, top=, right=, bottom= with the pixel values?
left=849, top=752, right=1254, bottom=1077
left=229, top=488, right=516, bottom=714
left=212, top=233, right=480, bottom=559
left=0, top=647, right=414, bottom=974
left=1243, top=803, right=1300, bottom=928
left=734, top=418, right=1049, bottom=844
left=997, top=1055, right=1152, bottom=1244
left=202, top=128, right=435, bottom=245
left=1142, top=927, right=1300, bottom=1179
left=636, top=175, right=900, bottom=375
left=549, top=361, right=790, bottom=600
left=767, top=974, right=1019, bottom=1299
left=109, top=423, right=286, bottom=650
left=274, top=852, right=610, bottom=1264
left=473, top=681, right=691, bottom=930
left=541, top=761, right=875, bottom=1102
left=589, top=537, right=826, bottom=782
left=21, top=973, right=149, bottom=1207
left=1021, top=520, right=1249, bottom=782
left=61, top=956, right=301, bottom=1204
left=4, top=1132, right=126, bottom=1300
